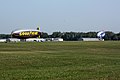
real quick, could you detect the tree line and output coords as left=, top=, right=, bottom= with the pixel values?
left=0, top=31, right=120, bottom=41
left=40, top=31, right=120, bottom=41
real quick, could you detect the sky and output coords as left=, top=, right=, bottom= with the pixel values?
left=0, top=0, right=120, bottom=34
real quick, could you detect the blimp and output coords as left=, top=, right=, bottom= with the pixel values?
left=97, top=31, right=105, bottom=41
left=11, top=27, right=41, bottom=39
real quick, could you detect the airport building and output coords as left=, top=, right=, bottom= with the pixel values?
left=0, top=39, right=6, bottom=42
left=46, top=38, right=63, bottom=42
left=82, top=38, right=100, bottom=41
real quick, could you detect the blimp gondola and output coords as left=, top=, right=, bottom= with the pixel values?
left=11, top=28, right=41, bottom=39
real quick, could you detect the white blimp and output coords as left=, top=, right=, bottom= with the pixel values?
left=97, top=31, right=105, bottom=41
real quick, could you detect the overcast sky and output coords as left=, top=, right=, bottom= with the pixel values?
left=0, top=0, right=120, bottom=34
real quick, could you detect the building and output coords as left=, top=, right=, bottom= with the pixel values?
left=82, top=38, right=100, bottom=41
left=53, top=38, right=63, bottom=41
left=7, top=38, right=20, bottom=42
left=46, top=38, right=63, bottom=42
left=0, top=39, right=6, bottom=42
left=26, top=38, right=46, bottom=42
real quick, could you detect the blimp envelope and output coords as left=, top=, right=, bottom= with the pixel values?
left=97, top=31, right=105, bottom=37
left=11, top=29, right=41, bottom=39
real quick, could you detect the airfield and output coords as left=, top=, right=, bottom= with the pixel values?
left=0, top=41, right=120, bottom=80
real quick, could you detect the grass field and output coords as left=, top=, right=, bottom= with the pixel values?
left=0, top=41, right=120, bottom=80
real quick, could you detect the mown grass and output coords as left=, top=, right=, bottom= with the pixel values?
left=0, top=41, right=120, bottom=80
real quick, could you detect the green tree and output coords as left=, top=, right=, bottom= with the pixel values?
left=0, top=34, right=11, bottom=39
left=104, top=31, right=115, bottom=40
left=51, top=32, right=63, bottom=38
left=116, top=33, right=120, bottom=40
left=40, top=32, right=48, bottom=38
